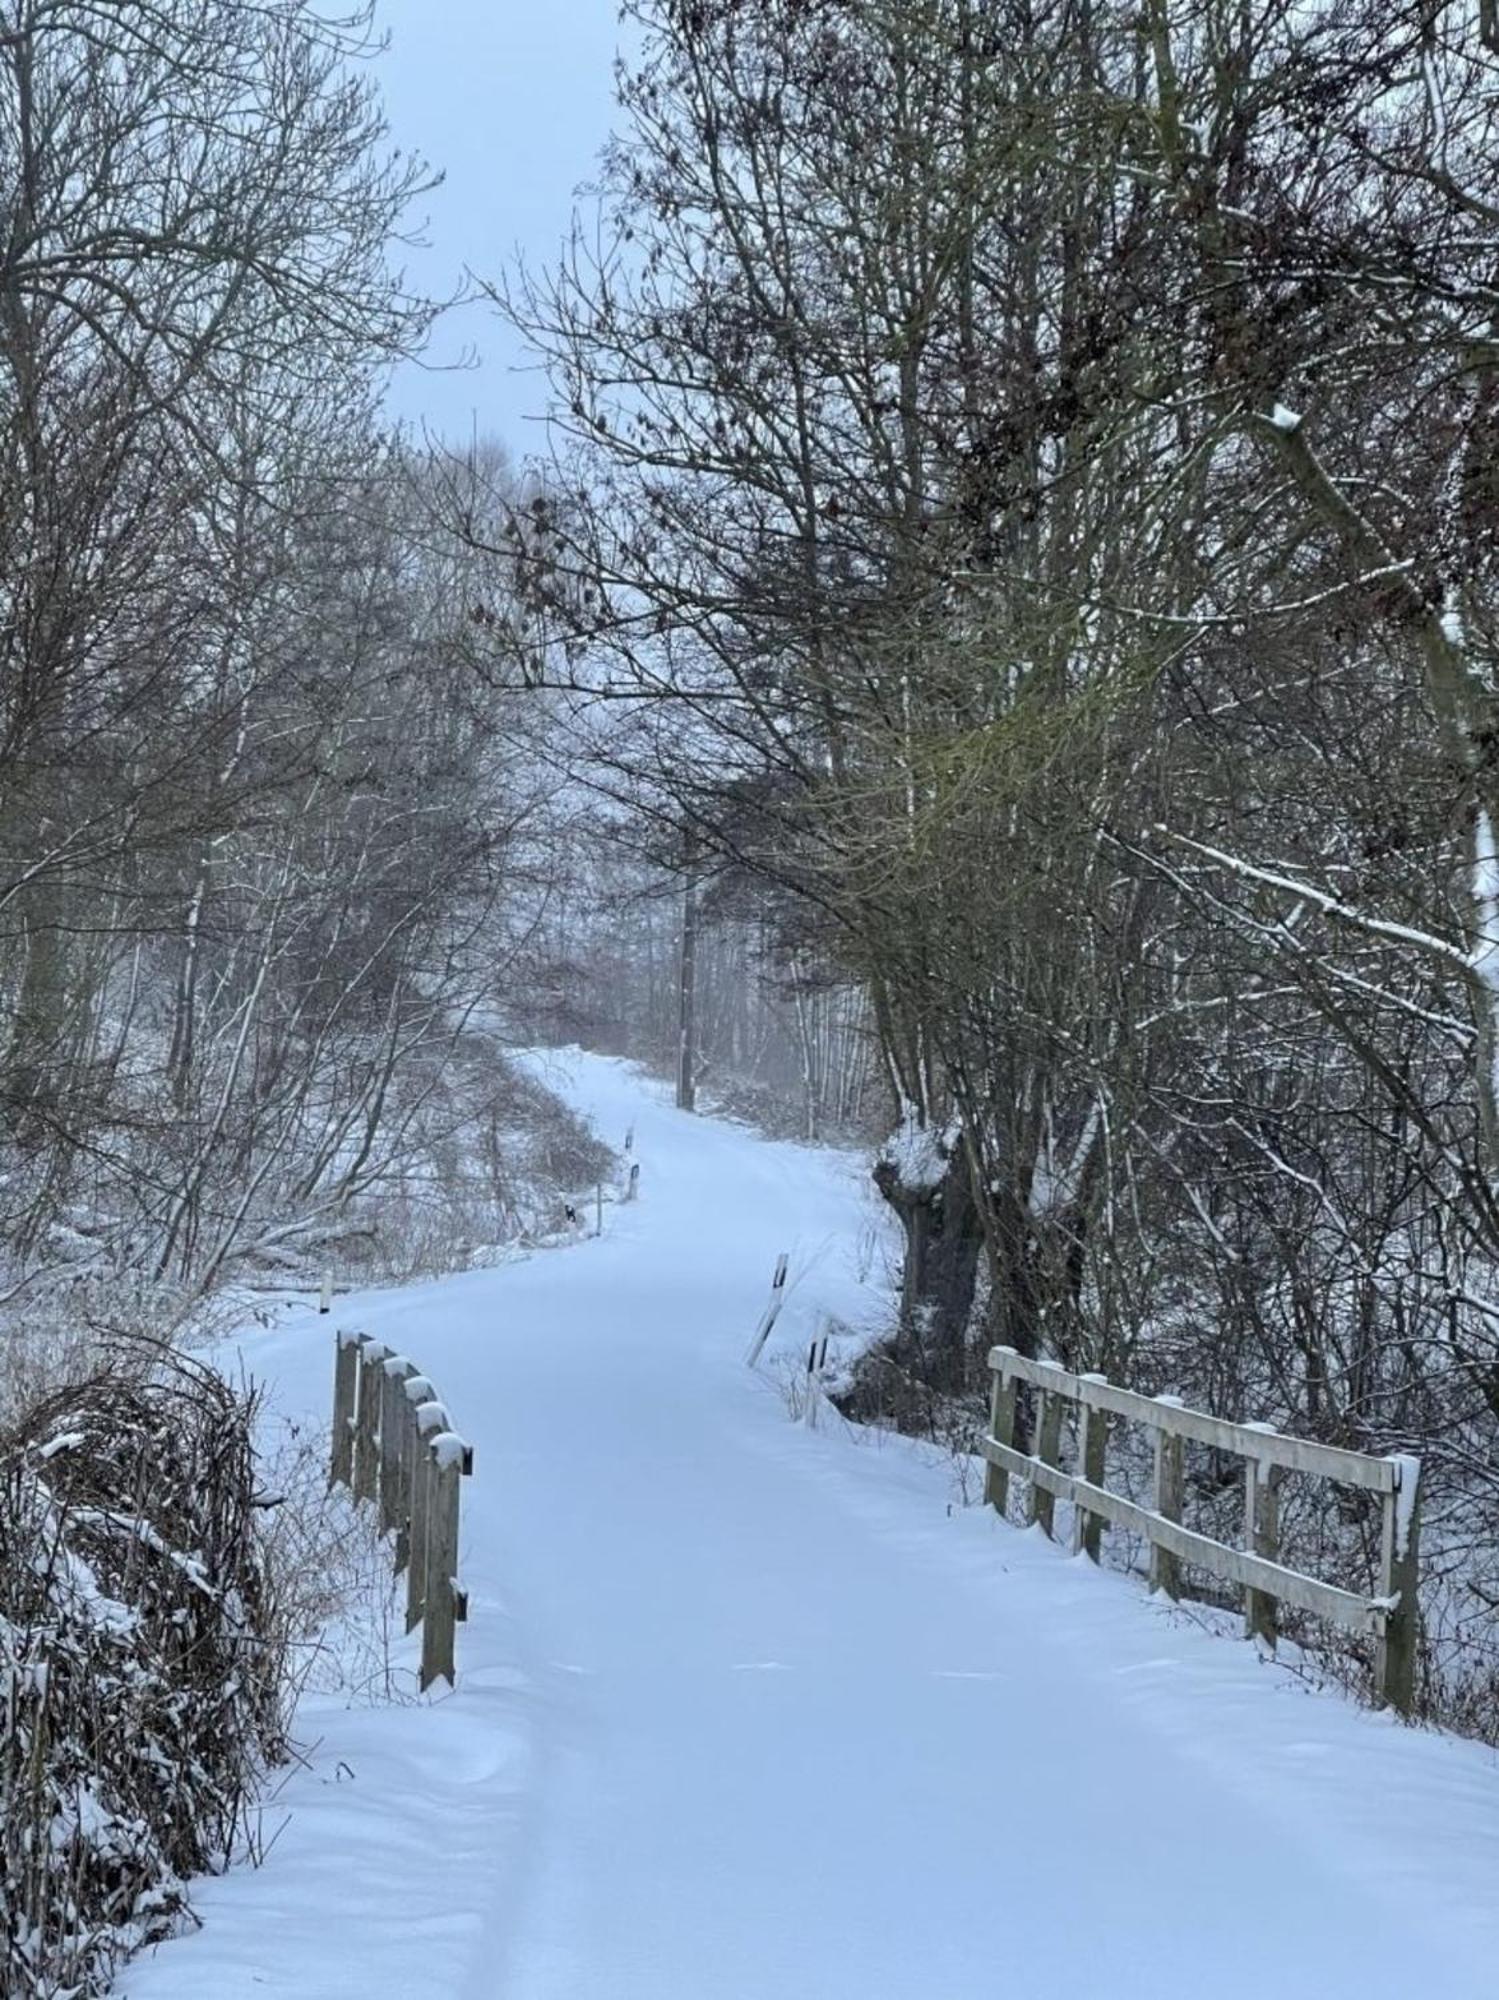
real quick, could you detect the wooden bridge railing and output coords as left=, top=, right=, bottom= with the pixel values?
left=982, top=1345, right=1422, bottom=1716
left=330, top=1330, right=473, bottom=1690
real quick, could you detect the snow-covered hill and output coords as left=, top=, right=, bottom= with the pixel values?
left=123, top=1051, right=1499, bottom=1999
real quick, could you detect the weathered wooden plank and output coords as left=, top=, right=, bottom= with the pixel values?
left=1375, top=1455, right=1422, bottom=1717
left=379, top=1356, right=417, bottom=1540
left=988, top=1347, right=1396, bottom=1491
left=1150, top=1409, right=1184, bottom=1601
left=330, top=1330, right=359, bottom=1489
left=978, top=1436, right=1387, bottom=1635
left=420, top=1436, right=465, bottom=1691
left=1028, top=1391, right=1063, bottom=1538
left=405, top=1416, right=434, bottom=1632
left=1073, top=1381, right=1107, bottom=1562
left=984, top=1364, right=1018, bottom=1517
left=1244, top=1444, right=1281, bottom=1648
left=396, top=1373, right=437, bottom=1575
left=352, top=1339, right=389, bottom=1505
left=408, top=1400, right=455, bottom=1633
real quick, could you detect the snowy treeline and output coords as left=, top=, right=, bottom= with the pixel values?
left=0, top=4, right=604, bottom=1317
left=487, top=0, right=1499, bottom=1728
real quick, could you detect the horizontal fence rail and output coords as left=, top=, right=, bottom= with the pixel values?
left=330, top=1330, right=473, bottom=1690
left=982, top=1346, right=1422, bottom=1716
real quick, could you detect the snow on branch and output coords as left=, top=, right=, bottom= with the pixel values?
left=1151, top=827, right=1475, bottom=980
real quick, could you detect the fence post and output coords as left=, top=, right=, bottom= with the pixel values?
left=406, top=1440, right=432, bottom=1633
left=1243, top=1425, right=1281, bottom=1647
left=1149, top=1396, right=1185, bottom=1599
left=1029, top=1391, right=1063, bottom=1538
left=984, top=1350, right=1017, bottom=1516
left=421, top=1435, right=469, bottom=1692
left=379, top=1357, right=417, bottom=1540
left=393, top=1375, right=434, bottom=1572
left=406, top=1400, right=451, bottom=1633
left=352, top=1340, right=388, bottom=1505
left=1073, top=1375, right=1108, bottom=1561
left=330, top=1331, right=359, bottom=1488
left=1375, top=1455, right=1422, bottom=1716
left=319, top=1270, right=332, bottom=1315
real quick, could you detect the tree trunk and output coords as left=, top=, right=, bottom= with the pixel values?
left=873, top=1141, right=984, bottom=1389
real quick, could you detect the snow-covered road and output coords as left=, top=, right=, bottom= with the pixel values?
left=126, top=1052, right=1499, bottom=1999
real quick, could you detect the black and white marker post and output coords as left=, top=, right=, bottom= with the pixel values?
left=803, top=1322, right=832, bottom=1429
left=745, top=1253, right=790, bottom=1366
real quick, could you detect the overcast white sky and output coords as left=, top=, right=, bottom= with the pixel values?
left=372, top=1, right=623, bottom=459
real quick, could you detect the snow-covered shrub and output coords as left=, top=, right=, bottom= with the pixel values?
left=0, top=1343, right=288, bottom=1996
left=253, top=1414, right=407, bottom=1704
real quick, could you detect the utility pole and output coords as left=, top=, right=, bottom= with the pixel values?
left=676, top=869, right=697, bottom=1112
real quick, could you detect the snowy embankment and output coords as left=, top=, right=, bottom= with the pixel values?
left=124, top=1050, right=1499, bottom=1999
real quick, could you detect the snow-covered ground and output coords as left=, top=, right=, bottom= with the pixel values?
left=123, top=1050, right=1499, bottom=1999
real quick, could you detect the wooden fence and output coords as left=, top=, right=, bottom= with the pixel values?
left=982, top=1345, right=1423, bottom=1716
left=329, top=1330, right=473, bottom=1690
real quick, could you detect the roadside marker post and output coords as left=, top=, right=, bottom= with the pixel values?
left=745, top=1253, right=791, bottom=1366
